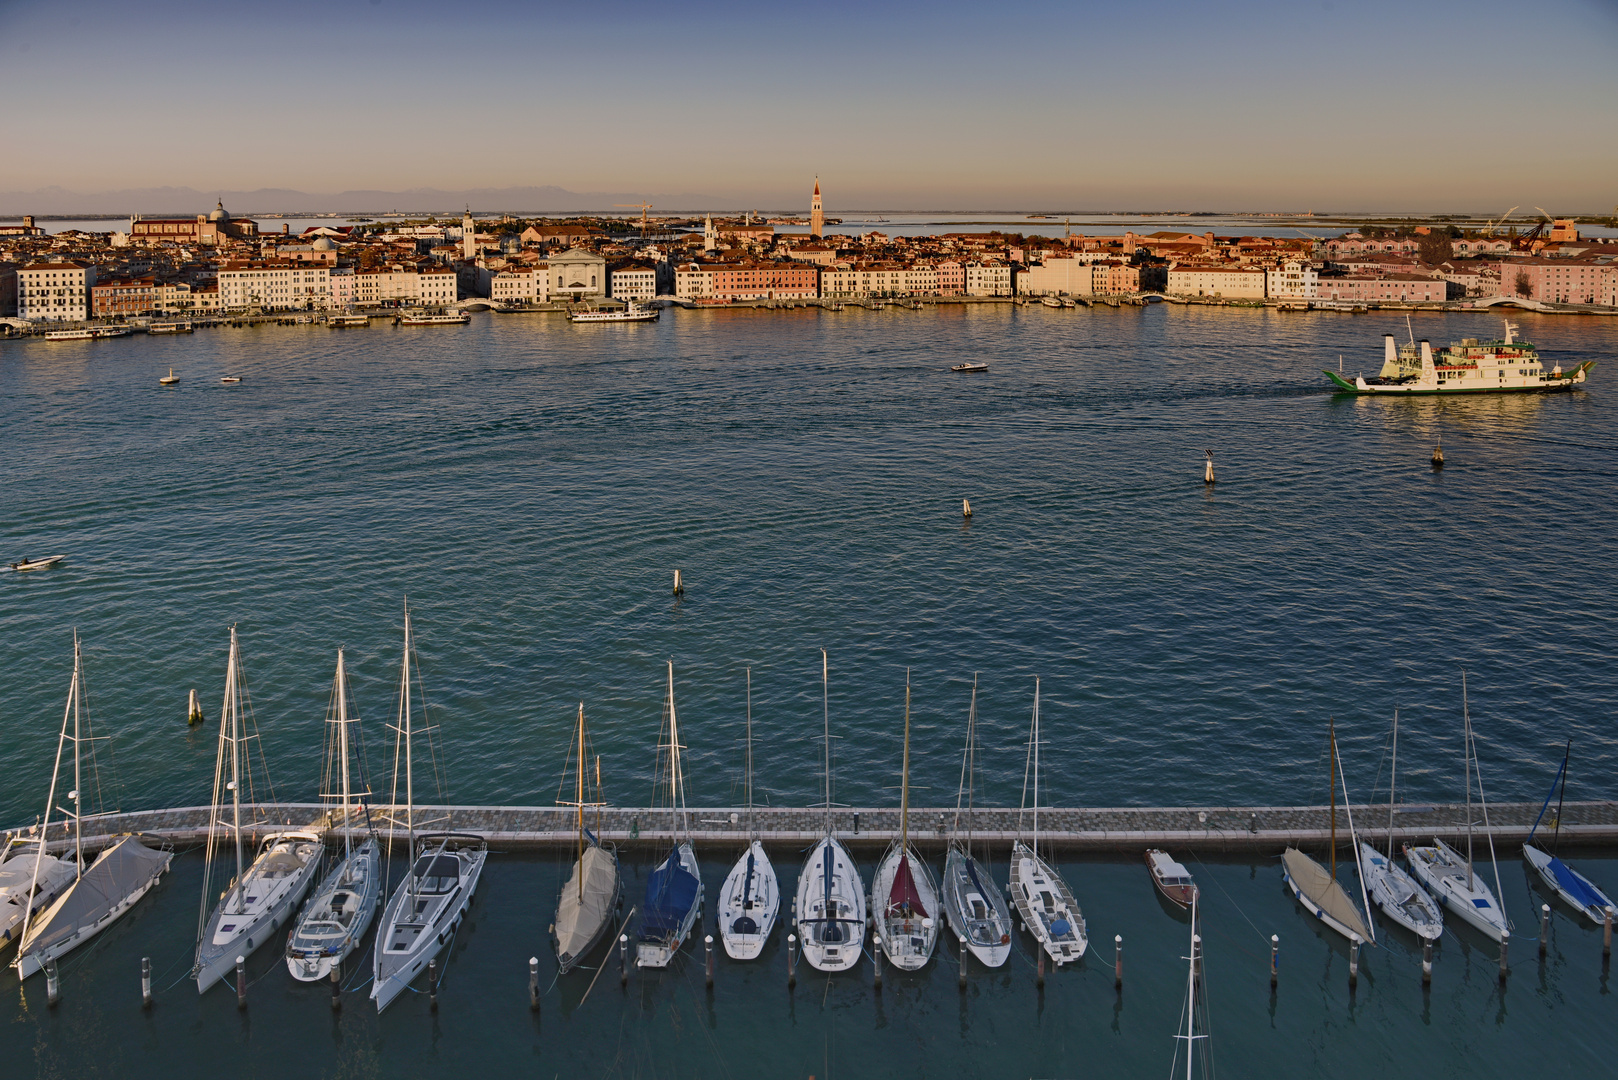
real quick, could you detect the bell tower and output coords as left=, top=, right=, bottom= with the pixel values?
left=462, top=206, right=476, bottom=260
left=810, top=178, right=823, bottom=239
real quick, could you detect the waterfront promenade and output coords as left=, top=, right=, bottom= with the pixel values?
left=13, top=800, right=1616, bottom=856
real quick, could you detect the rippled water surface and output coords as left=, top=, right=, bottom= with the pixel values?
left=1, top=305, right=1615, bottom=1077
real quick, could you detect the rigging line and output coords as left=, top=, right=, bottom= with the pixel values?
left=1188, top=851, right=1270, bottom=948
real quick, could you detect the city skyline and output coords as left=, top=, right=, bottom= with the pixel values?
left=2, top=0, right=1617, bottom=213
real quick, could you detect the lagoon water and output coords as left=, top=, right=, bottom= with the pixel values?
left=1, top=304, right=1616, bottom=1077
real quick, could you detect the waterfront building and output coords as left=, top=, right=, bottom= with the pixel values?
left=91, top=276, right=160, bottom=318
left=1166, top=266, right=1268, bottom=299
left=352, top=265, right=458, bottom=307
left=550, top=248, right=609, bottom=301
left=0, top=262, right=16, bottom=316
left=965, top=261, right=1012, bottom=297
left=819, top=263, right=936, bottom=299
left=1314, top=273, right=1449, bottom=303
left=1495, top=258, right=1606, bottom=304
left=1017, top=256, right=1094, bottom=297
left=675, top=261, right=819, bottom=302
left=156, top=279, right=219, bottom=314
left=935, top=260, right=964, bottom=296
left=781, top=243, right=839, bottom=267
left=18, top=261, right=96, bottom=322
left=810, top=179, right=824, bottom=239
left=0, top=215, right=45, bottom=237
left=328, top=267, right=356, bottom=309
left=608, top=262, right=658, bottom=301
left=1266, top=260, right=1319, bottom=302
left=218, top=260, right=332, bottom=312
left=491, top=265, right=550, bottom=304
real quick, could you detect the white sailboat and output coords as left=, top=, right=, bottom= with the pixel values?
left=1282, top=718, right=1376, bottom=946
left=195, top=627, right=324, bottom=993
left=1360, top=710, right=1443, bottom=941
left=795, top=649, right=866, bottom=973
left=637, top=661, right=703, bottom=969
left=372, top=605, right=488, bottom=1011
left=941, top=675, right=1014, bottom=968
left=286, top=649, right=383, bottom=982
left=1405, top=678, right=1510, bottom=942
left=553, top=703, right=621, bottom=974
left=871, top=672, right=939, bottom=971
left=1009, top=678, right=1087, bottom=965
left=719, top=668, right=779, bottom=960
left=14, top=636, right=172, bottom=978
left=1522, top=740, right=1615, bottom=924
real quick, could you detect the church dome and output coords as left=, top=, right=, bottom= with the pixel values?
left=208, top=201, right=230, bottom=223
left=311, top=237, right=336, bottom=251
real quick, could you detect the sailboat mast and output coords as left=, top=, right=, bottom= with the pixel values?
left=402, top=608, right=415, bottom=864
left=900, top=671, right=911, bottom=852
left=967, top=677, right=977, bottom=853
left=745, top=668, right=753, bottom=840
left=1386, top=709, right=1398, bottom=861
left=229, top=627, right=244, bottom=906
left=71, top=633, right=84, bottom=874
left=577, top=703, right=585, bottom=904
left=822, top=649, right=831, bottom=834
left=1463, top=674, right=1473, bottom=890
left=1032, top=677, right=1041, bottom=862
left=1553, top=738, right=1571, bottom=855
left=1328, top=718, right=1337, bottom=881
left=338, top=649, right=352, bottom=862
left=20, top=637, right=80, bottom=950
left=667, top=661, right=687, bottom=839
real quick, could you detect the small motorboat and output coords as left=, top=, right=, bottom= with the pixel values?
left=9, top=556, right=65, bottom=572
left=951, top=362, right=989, bottom=373
left=220, top=376, right=242, bottom=384
left=159, top=368, right=179, bottom=385
left=1145, top=849, right=1199, bottom=910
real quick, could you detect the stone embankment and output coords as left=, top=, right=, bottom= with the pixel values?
left=8, top=801, right=1615, bottom=857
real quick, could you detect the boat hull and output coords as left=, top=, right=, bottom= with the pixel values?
left=1280, top=848, right=1373, bottom=945
left=1524, top=843, right=1616, bottom=924
left=16, top=839, right=173, bottom=978
left=1360, top=843, right=1442, bottom=941
left=1404, top=839, right=1508, bottom=942
left=718, top=841, right=778, bottom=961
left=371, top=835, right=487, bottom=1012
left=941, top=847, right=1012, bottom=969
left=1009, top=842, right=1086, bottom=965
left=871, top=843, right=940, bottom=971
left=636, top=842, right=702, bottom=969
left=795, top=835, right=866, bottom=972
left=196, top=833, right=324, bottom=992
left=0, top=851, right=76, bottom=948
left=554, top=843, right=622, bottom=974
left=285, top=838, right=383, bottom=982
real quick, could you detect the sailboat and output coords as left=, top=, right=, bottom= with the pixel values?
left=1282, top=718, right=1375, bottom=946
left=941, top=675, right=1013, bottom=968
left=794, top=649, right=867, bottom=972
left=871, top=671, right=939, bottom=971
left=1, top=836, right=74, bottom=951
left=286, top=649, right=383, bottom=982
left=553, top=703, right=621, bottom=974
left=1359, top=710, right=1443, bottom=940
left=1009, top=678, right=1087, bottom=965
left=637, top=661, right=703, bottom=969
left=1522, top=740, right=1615, bottom=924
left=1405, top=678, right=1510, bottom=942
left=372, top=605, right=488, bottom=1011
left=719, top=668, right=779, bottom=960
left=195, top=627, right=323, bottom=993
left=14, top=636, right=172, bottom=978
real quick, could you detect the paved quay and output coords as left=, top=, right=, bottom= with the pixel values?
left=9, top=801, right=1615, bottom=857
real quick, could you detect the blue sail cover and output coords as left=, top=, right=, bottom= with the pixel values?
left=642, top=849, right=700, bottom=938
left=1549, top=856, right=1611, bottom=912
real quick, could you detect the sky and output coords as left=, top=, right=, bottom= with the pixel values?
left=2, top=0, right=1617, bottom=213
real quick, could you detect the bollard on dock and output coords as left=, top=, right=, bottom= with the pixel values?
left=787, top=933, right=797, bottom=988
left=142, top=956, right=153, bottom=1009
left=1036, top=948, right=1045, bottom=989
left=958, top=934, right=967, bottom=990
left=1270, top=934, right=1279, bottom=989
left=873, top=933, right=883, bottom=991
left=704, top=935, right=714, bottom=988
left=529, top=956, right=540, bottom=1011
left=1115, top=934, right=1123, bottom=990
left=235, top=956, right=247, bottom=1009
left=1348, top=936, right=1359, bottom=988
left=1540, top=904, right=1550, bottom=957
left=46, top=958, right=60, bottom=1007
left=331, top=962, right=342, bottom=1011
left=620, top=934, right=629, bottom=987
left=428, top=959, right=439, bottom=1010
left=1498, top=932, right=1509, bottom=983
left=1605, top=908, right=1613, bottom=959
left=1193, top=934, right=1202, bottom=986
left=1422, top=939, right=1432, bottom=986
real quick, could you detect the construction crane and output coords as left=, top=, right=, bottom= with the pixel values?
left=1482, top=205, right=1518, bottom=236
left=614, top=202, right=652, bottom=238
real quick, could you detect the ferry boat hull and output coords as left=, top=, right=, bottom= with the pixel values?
left=1327, top=321, right=1594, bottom=395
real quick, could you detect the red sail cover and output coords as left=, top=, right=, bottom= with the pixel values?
left=887, top=852, right=928, bottom=918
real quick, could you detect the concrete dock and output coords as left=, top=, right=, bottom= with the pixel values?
left=8, top=801, right=1616, bottom=857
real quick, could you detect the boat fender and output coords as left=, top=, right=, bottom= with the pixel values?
left=247, top=937, right=254, bottom=949
left=438, top=931, right=446, bottom=946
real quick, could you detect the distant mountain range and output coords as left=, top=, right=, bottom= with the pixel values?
left=0, top=185, right=750, bottom=217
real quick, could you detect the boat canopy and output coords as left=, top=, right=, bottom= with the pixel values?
left=886, top=851, right=929, bottom=919
left=1546, top=854, right=1610, bottom=912
left=731, top=850, right=759, bottom=935
left=22, top=837, right=168, bottom=956
left=555, top=845, right=617, bottom=960
left=641, top=849, right=699, bottom=937
left=1149, top=850, right=1192, bottom=882
left=1283, top=847, right=1371, bottom=942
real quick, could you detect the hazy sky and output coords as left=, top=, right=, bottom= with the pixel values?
left=3, top=0, right=1617, bottom=211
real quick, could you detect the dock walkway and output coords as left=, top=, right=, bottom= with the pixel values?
left=8, top=801, right=1615, bottom=857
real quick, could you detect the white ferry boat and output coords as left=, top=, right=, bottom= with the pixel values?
left=328, top=314, right=370, bottom=328
left=148, top=321, right=194, bottom=334
left=44, top=326, right=132, bottom=341
left=1327, top=321, right=1593, bottom=394
left=397, top=311, right=470, bottom=326
left=568, top=301, right=659, bottom=323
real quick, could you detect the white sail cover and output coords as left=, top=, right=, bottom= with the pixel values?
left=556, top=845, right=617, bottom=963
left=22, top=837, right=170, bottom=956
left=1283, top=848, right=1371, bottom=942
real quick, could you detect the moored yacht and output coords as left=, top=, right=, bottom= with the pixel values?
left=795, top=651, right=866, bottom=973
